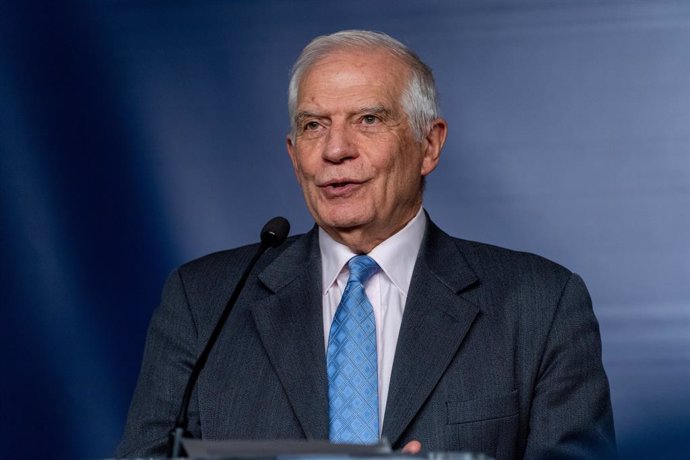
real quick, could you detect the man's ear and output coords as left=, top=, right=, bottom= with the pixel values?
left=421, top=118, right=447, bottom=176
left=286, top=135, right=298, bottom=169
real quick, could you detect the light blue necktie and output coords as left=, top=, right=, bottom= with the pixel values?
left=327, top=255, right=380, bottom=444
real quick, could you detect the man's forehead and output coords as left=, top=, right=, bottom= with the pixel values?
left=294, top=92, right=400, bottom=118
left=296, top=49, right=407, bottom=107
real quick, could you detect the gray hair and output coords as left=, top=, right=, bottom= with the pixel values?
left=288, top=30, right=440, bottom=142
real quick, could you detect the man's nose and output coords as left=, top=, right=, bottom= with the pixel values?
left=322, top=123, right=357, bottom=163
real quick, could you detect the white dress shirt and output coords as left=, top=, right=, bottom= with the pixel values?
left=319, top=206, right=426, bottom=432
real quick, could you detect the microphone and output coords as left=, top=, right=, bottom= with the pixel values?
left=261, top=216, right=291, bottom=248
left=167, top=216, right=290, bottom=458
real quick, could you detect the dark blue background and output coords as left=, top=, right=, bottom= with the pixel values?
left=2, top=1, right=689, bottom=458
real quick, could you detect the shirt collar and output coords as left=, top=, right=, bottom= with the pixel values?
left=319, top=207, right=427, bottom=296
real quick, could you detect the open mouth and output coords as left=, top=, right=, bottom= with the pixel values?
left=329, top=181, right=353, bottom=188
left=321, top=178, right=363, bottom=188
left=320, top=179, right=365, bottom=197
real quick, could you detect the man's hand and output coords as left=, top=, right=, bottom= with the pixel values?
left=402, top=440, right=422, bottom=454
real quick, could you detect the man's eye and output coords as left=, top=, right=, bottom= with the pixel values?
left=362, top=115, right=379, bottom=125
left=304, top=121, right=320, bottom=130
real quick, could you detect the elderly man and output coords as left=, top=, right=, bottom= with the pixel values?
left=118, top=30, right=616, bottom=459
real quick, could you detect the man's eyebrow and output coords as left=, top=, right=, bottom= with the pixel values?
left=294, top=111, right=324, bottom=124
left=354, top=105, right=392, bottom=117
left=294, top=106, right=394, bottom=125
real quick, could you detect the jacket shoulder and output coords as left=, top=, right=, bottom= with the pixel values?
left=176, top=233, right=305, bottom=280
left=452, top=237, right=574, bottom=286
left=443, top=236, right=587, bottom=319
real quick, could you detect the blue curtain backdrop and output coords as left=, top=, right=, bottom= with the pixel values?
left=2, top=1, right=689, bottom=458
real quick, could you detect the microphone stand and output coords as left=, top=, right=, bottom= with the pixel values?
left=167, top=217, right=289, bottom=458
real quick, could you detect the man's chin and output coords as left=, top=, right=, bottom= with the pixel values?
left=312, top=204, right=372, bottom=229
left=319, top=211, right=373, bottom=229
left=321, top=219, right=368, bottom=234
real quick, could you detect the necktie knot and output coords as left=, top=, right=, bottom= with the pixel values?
left=347, top=255, right=379, bottom=286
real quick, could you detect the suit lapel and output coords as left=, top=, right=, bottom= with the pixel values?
left=251, top=229, right=330, bottom=439
left=248, top=221, right=480, bottom=444
left=382, top=221, right=480, bottom=446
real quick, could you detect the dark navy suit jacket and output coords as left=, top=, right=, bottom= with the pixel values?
left=117, top=218, right=616, bottom=459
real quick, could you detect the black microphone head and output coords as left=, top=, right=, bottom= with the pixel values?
left=260, top=216, right=290, bottom=248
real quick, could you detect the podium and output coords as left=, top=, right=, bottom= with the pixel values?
left=108, top=439, right=493, bottom=460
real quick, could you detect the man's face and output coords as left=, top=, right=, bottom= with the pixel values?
left=286, top=49, right=445, bottom=252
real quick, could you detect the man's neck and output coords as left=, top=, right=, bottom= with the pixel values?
left=322, top=206, right=424, bottom=254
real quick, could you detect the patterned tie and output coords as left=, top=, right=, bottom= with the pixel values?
left=327, top=255, right=380, bottom=444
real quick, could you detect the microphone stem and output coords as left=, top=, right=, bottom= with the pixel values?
left=167, top=241, right=269, bottom=457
